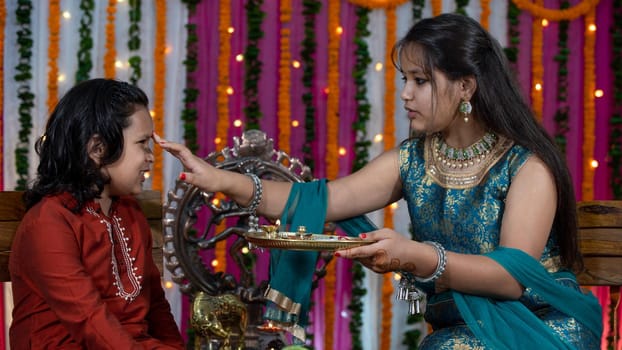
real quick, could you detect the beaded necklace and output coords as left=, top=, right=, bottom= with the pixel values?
left=433, top=132, right=498, bottom=169
left=86, top=206, right=143, bottom=302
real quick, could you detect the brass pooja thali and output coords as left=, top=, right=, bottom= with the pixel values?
left=244, top=224, right=372, bottom=251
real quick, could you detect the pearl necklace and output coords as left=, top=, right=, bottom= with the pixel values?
left=433, top=132, right=498, bottom=169
left=86, top=206, right=143, bottom=302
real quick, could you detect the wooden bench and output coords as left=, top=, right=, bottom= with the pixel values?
left=0, top=193, right=619, bottom=286
left=576, top=200, right=622, bottom=286
left=0, top=190, right=164, bottom=282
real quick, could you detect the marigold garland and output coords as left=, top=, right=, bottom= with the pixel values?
left=345, top=0, right=409, bottom=9
left=511, top=0, right=599, bottom=21
left=530, top=0, right=544, bottom=121
left=480, top=0, right=491, bottom=29
left=278, top=0, right=292, bottom=154
left=324, top=2, right=340, bottom=347
left=431, top=0, right=442, bottom=16
left=380, top=7, right=398, bottom=350
left=581, top=8, right=596, bottom=201
left=46, top=0, right=60, bottom=113
left=215, top=0, right=232, bottom=273
left=152, top=0, right=166, bottom=193
left=14, top=0, right=34, bottom=190
left=104, top=0, right=117, bottom=78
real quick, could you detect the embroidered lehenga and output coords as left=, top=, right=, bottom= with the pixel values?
left=399, top=135, right=600, bottom=349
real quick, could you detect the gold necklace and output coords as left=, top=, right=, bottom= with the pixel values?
left=425, top=132, right=513, bottom=189
left=433, top=132, right=498, bottom=169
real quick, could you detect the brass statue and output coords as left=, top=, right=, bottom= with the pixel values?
left=191, top=291, right=248, bottom=350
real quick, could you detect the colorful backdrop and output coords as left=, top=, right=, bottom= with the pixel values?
left=0, top=0, right=620, bottom=349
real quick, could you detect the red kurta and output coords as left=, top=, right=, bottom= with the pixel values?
left=9, top=193, right=184, bottom=349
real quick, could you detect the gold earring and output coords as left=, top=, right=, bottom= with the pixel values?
left=459, top=100, right=472, bottom=123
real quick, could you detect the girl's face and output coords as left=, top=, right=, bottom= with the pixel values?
left=399, top=47, right=463, bottom=135
left=102, top=107, right=154, bottom=197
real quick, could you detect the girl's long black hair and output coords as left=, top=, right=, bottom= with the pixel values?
left=393, top=14, right=580, bottom=270
left=25, top=78, right=149, bottom=212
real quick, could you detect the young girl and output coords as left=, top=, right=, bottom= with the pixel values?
left=9, top=79, right=184, bottom=349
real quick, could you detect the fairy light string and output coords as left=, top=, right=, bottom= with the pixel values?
left=582, top=9, right=596, bottom=201
left=47, top=0, right=60, bottom=113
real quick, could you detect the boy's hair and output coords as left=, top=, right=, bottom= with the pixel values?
left=25, top=78, right=149, bottom=211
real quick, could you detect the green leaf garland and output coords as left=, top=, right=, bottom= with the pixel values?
left=553, top=1, right=570, bottom=155
left=348, top=7, right=371, bottom=349
left=244, top=0, right=265, bottom=131
left=14, top=0, right=33, bottom=191
left=181, top=1, right=199, bottom=153
left=75, top=0, right=94, bottom=83
left=301, top=0, right=321, bottom=172
left=128, top=0, right=142, bottom=85
left=504, top=2, right=520, bottom=64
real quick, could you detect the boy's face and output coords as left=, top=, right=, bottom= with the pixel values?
left=102, top=107, right=154, bottom=197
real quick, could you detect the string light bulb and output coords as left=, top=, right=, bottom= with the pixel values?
left=375, top=62, right=383, bottom=71
left=338, top=147, right=347, bottom=156
left=374, top=134, right=383, bottom=143
left=235, top=54, right=244, bottom=62
left=233, top=119, right=242, bottom=127
left=594, top=89, right=604, bottom=98
left=541, top=19, right=549, bottom=27
left=335, top=26, right=343, bottom=35
left=291, top=120, right=299, bottom=127
left=590, top=159, right=599, bottom=169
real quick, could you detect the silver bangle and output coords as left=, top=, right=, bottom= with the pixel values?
left=241, top=173, right=263, bottom=216
left=414, top=241, right=447, bottom=283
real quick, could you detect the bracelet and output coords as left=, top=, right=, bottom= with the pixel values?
left=241, top=173, right=263, bottom=216
left=414, top=241, right=447, bottom=283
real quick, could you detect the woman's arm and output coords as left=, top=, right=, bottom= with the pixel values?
left=156, top=135, right=404, bottom=222
left=337, top=155, right=557, bottom=300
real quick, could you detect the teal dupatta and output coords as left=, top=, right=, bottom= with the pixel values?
left=262, top=181, right=602, bottom=347
left=263, top=180, right=376, bottom=341
left=453, top=247, right=602, bottom=349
